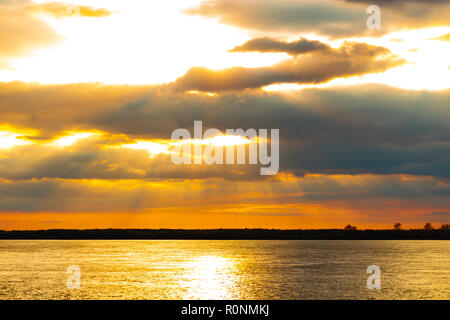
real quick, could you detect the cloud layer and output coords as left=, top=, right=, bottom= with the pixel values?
left=229, top=37, right=330, bottom=55
left=0, top=81, right=448, bottom=227
left=175, top=42, right=404, bottom=91
left=0, top=82, right=449, bottom=181
left=0, top=1, right=112, bottom=69
left=186, top=0, right=450, bottom=38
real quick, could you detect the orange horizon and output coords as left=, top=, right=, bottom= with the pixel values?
left=0, top=211, right=446, bottom=231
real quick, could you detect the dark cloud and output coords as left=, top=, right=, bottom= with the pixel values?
left=0, top=83, right=449, bottom=181
left=0, top=82, right=449, bottom=215
left=346, top=0, right=449, bottom=5
left=0, top=173, right=449, bottom=213
left=175, top=42, right=403, bottom=91
left=185, top=0, right=450, bottom=38
left=229, top=37, right=330, bottom=55
left=291, top=174, right=450, bottom=201
left=0, top=82, right=152, bottom=136
left=0, top=139, right=264, bottom=181
left=185, top=0, right=366, bottom=38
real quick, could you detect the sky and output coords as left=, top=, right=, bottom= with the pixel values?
left=0, top=0, right=449, bottom=230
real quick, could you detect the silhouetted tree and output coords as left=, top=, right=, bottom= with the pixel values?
left=441, top=224, right=450, bottom=231
left=394, top=223, right=402, bottom=230
left=344, top=224, right=357, bottom=230
left=423, top=223, right=433, bottom=231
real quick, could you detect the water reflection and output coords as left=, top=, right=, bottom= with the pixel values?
left=180, top=255, right=240, bottom=300
left=0, top=240, right=448, bottom=299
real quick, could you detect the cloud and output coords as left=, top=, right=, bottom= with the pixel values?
left=0, top=83, right=449, bottom=180
left=346, top=0, right=449, bottom=5
left=174, top=42, right=404, bottom=91
left=0, top=2, right=112, bottom=69
left=0, top=137, right=264, bottom=181
left=0, top=4, right=61, bottom=68
left=185, top=0, right=366, bottom=38
left=185, top=0, right=450, bottom=38
left=26, top=2, right=112, bottom=18
left=420, top=211, right=450, bottom=223
left=0, top=82, right=152, bottom=137
left=0, top=173, right=449, bottom=213
left=0, top=83, right=448, bottom=221
left=432, top=33, right=450, bottom=41
left=229, top=37, right=330, bottom=55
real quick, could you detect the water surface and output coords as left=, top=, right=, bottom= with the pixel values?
left=0, top=240, right=448, bottom=299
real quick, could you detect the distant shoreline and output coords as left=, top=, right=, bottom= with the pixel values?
left=0, top=228, right=448, bottom=240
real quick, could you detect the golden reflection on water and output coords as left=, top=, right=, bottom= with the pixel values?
left=180, top=255, right=240, bottom=300
left=0, top=240, right=449, bottom=299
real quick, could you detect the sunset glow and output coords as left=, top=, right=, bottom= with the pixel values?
left=52, top=132, right=100, bottom=147
left=0, top=0, right=449, bottom=230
